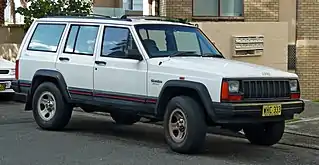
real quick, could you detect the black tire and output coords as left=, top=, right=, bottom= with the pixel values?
left=163, top=96, right=207, bottom=154
left=32, top=82, right=73, bottom=130
left=110, top=112, right=141, bottom=125
left=243, top=121, right=285, bottom=146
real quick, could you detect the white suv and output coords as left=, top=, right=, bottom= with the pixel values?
left=12, top=15, right=304, bottom=154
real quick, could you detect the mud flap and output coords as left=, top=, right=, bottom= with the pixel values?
left=24, top=91, right=33, bottom=111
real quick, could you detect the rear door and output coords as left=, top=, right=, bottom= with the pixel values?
left=18, top=22, right=67, bottom=83
left=55, top=23, right=101, bottom=100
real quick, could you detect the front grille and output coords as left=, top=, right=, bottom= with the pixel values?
left=0, top=70, right=9, bottom=74
left=242, top=80, right=290, bottom=99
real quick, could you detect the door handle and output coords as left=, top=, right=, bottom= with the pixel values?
left=59, top=57, right=70, bottom=61
left=95, top=61, right=106, bottom=65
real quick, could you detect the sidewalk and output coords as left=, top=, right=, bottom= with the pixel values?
left=285, top=101, right=319, bottom=138
left=282, top=101, right=319, bottom=149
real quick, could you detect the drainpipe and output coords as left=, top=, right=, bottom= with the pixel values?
left=143, top=0, right=150, bottom=15
left=295, top=0, right=298, bottom=45
left=295, top=0, right=299, bottom=72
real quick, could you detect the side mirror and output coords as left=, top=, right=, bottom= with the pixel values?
left=127, top=49, right=143, bottom=61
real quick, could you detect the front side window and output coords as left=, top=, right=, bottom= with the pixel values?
left=28, top=23, right=66, bottom=52
left=135, top=24, right=223, bottom=58
left=193, top=0, right=243, bottom=17
left=101, top=26, right=140, bottom=59
left=64, top=25, right=99, bottom=55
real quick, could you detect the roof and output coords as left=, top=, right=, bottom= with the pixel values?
left=35, top=16, right=196, bottom=27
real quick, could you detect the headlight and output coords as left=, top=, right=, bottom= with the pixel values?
left=228, top=81, right=240, bottom=93
left=289, top=80, right=298, bottom=92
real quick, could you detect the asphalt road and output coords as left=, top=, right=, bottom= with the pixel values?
left=0, top=100, right=319, bottom=165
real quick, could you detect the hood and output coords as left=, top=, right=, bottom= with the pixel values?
left=0, top=58, right=15, bottom=69
left=151, top=57, right=297, bottom=78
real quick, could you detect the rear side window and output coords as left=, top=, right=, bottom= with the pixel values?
left=27, top=23, right=66, bottom=52
left=64, top=25, right=99, bottom=55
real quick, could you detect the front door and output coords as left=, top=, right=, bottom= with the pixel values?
left=93, top=25, right=148, bottom=111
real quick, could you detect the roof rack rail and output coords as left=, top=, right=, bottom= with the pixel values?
left=120, top=14, right=191, bottom=24
left=43, top=13, right=133, bottom=21
left=44, top=13, right=110, bottom=18
left=121, top=15, right=166, bottom=20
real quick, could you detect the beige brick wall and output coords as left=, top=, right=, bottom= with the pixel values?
left=296, top=44, right=319, bottom=100
left=160, top=0, right=192, bottom=19
left=296, top=0, right=319, bottom=40
left=296, top=0, right=319, bottom=100
left=159, top=0, right=280, bottom=21
left=244, top=0, right=279, bottom=22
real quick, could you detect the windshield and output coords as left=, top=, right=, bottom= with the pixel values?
left=134, top=24, right=223, bottom=58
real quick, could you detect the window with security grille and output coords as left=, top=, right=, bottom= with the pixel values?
left=288, top=44, right=296, bottom=70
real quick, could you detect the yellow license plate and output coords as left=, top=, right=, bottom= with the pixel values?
left=0, top=84, right=5, bottom=91
left=262, top=104, right=282, bottom=117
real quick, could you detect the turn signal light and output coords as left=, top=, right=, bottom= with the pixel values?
left=228, top=95, right=242, bottom=101
left=221, top=81, right=229, bottom=100
left=291, top=93, right=300, bottom=99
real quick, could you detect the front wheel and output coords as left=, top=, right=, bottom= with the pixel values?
left=243, top=121, right=285, bottom=146
left=32, top=82, right=73, bottom=130
left=164, top=96, right=207, bottom=154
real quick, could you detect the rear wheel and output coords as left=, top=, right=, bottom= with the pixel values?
left=243, top=121, right=285, bottom=146
left=164, top=96, right=207, bottom=154
left=32, top=82, right=73, bottom=130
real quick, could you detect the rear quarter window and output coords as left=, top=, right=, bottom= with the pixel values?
left=27, top=23, right=66, bottom=52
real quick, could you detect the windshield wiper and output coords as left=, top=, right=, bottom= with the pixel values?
left=201, top=53, right=225, bottom=58
left=169, top=51, right=198, bottom=57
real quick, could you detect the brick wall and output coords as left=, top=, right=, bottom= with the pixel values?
left=296, top=0, right=319, bottom=100
left=244, top=0, right=279, bottom=22
left=296, top=0, right=319, bottom=40
left=159, top=0, right=280, bottom=21
left=0, top=0, right=6, bottom=24
left=159, top=0, right=192, bottom=19
left=296, top=44, right=319, bottom=100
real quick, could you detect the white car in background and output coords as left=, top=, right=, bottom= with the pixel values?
left=0, top=58, right=15, bottom=100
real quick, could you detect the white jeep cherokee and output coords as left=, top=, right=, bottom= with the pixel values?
left=12, top=15, right=304, bottom=154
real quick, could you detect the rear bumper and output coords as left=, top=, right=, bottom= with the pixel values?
left=11, top=80, right=29, bottom=103
left=11, top=80, right=31, bottom=93
left=210, top=100, right=304, bottom=124
left=11, top=80, right=19, bottom=93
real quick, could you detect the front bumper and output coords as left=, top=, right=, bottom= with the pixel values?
left=210, top=100, right=304, bottom=124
